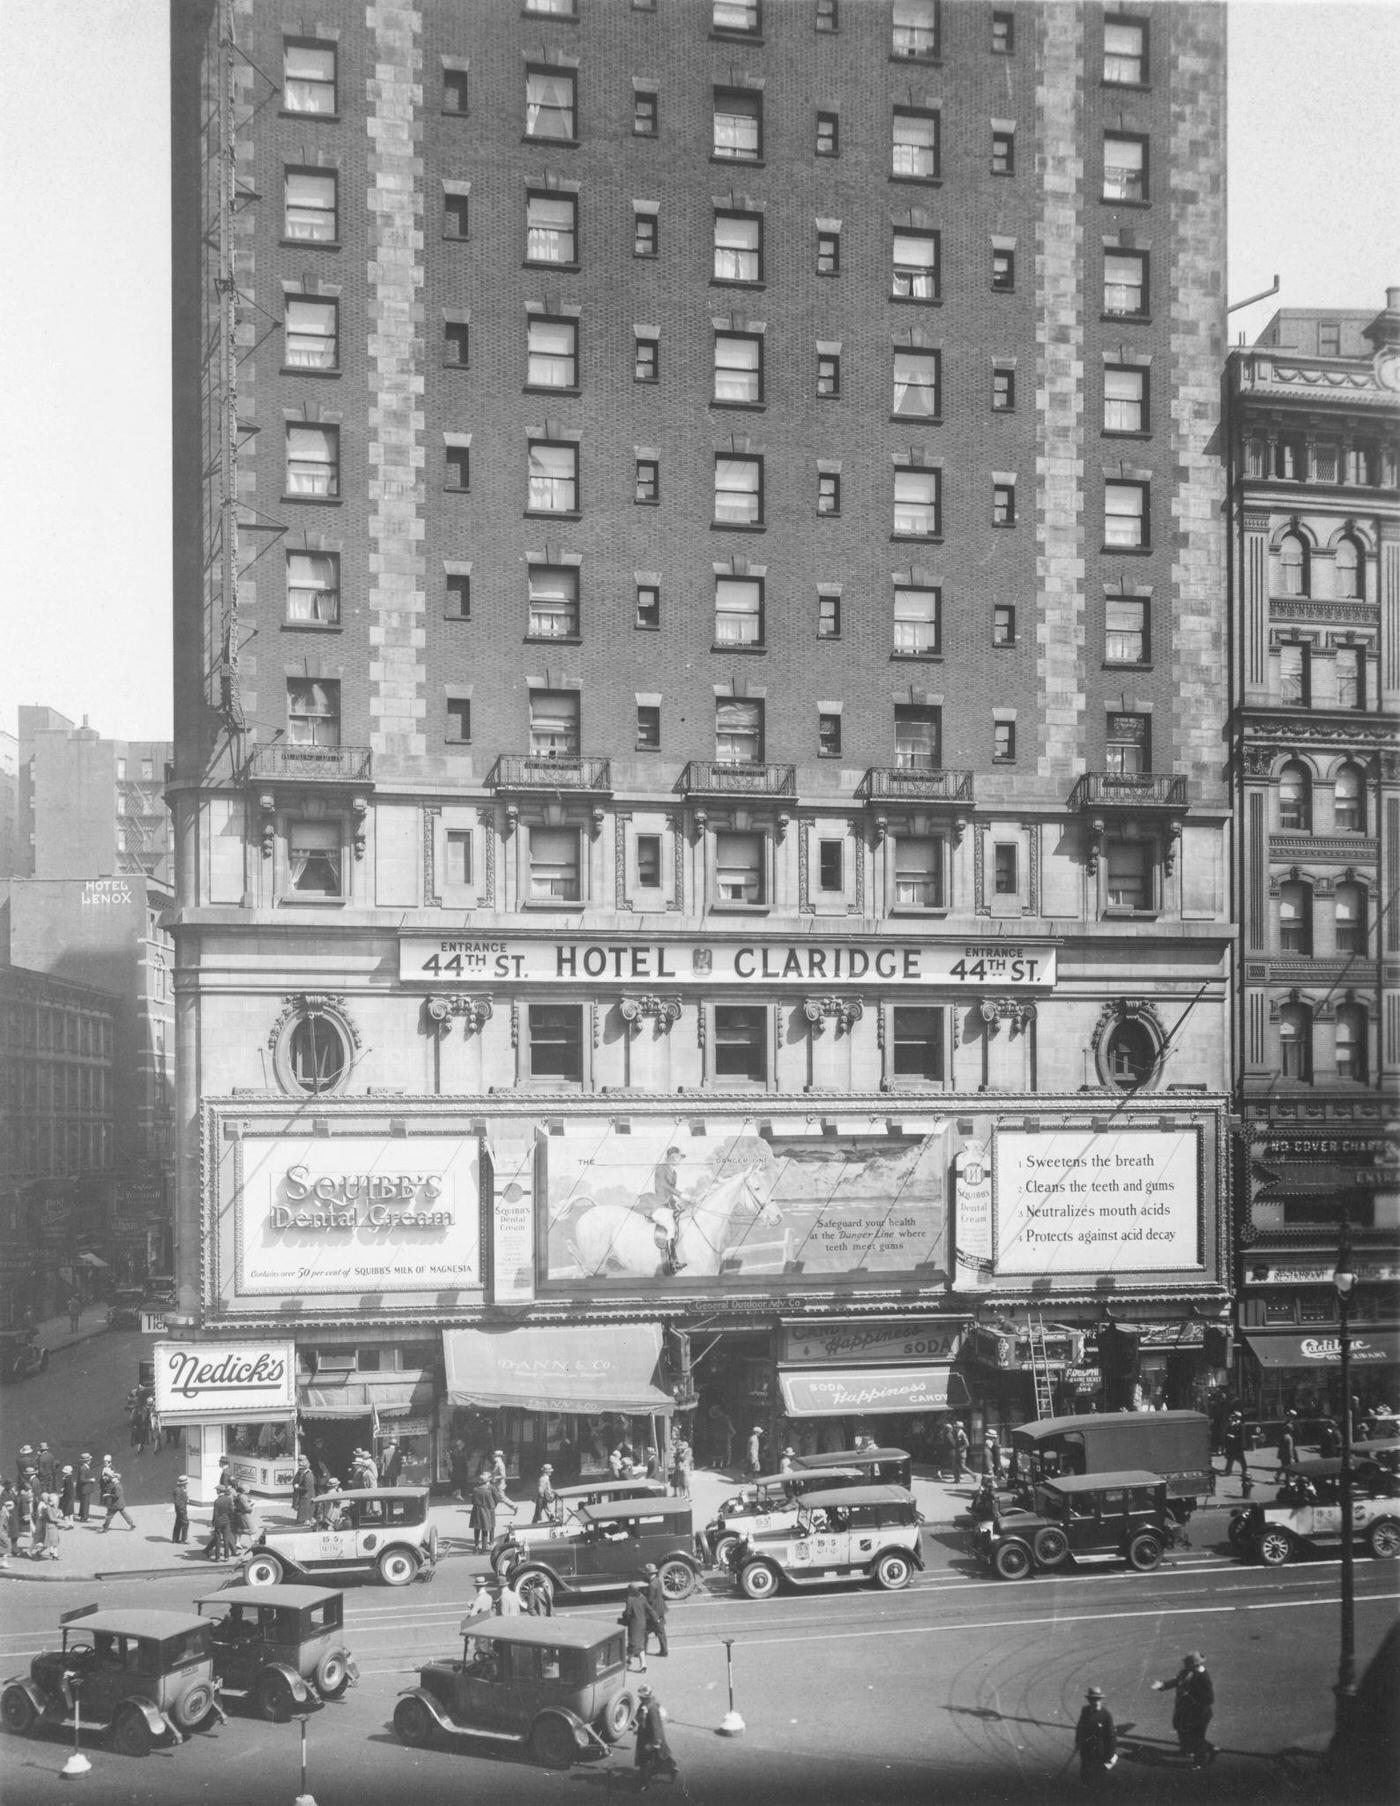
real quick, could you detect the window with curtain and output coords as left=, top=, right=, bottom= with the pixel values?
left=715, top=457, right=762, bottom=525
left=1279, top=881, right=1312, bottom=954
left=1334, top=883, right=1365, bottom=955
left=1335, top=646, right=1363, bottom=710
left=1104, top=365, right=1145, bottom=431
left=1103, top=18, right=1146, bottom=83
left=715, top=698, right=763, bottom=764
left=527, top=318, right=577, bottom=388
left=529, top=827, right=581, bottom=900
left=1103, top=135, right=1147, bottom=201
left=714, top=0, right=760, bottom=31
left=1279, top=1003, right=1312, bottom=1081
left=284, top=298, right=337, bottom=369
left=893, top=586, right=940, bottom=656
left=1278, top=763, right=1310, bottom=830
left=286, top=552, right=340, bottom=623
left=1277, top=532, right=1308, bottom=596
left=892, top=231, right=938, bottom=299
left=286, top=425, right=339, bottom=497
left=288, top=823, right=343, bottom=898
left=528, top=442, right=578, bottom=512
left=713, top=90, right=761, bottom=159
left=525, top=69, right=575, bottom=140
left=1333, top=765, right=1364, bottom=832
left=526, top=193, right=576, bottom=263
left=1105, top=593, right=1146, bottom=663
left=1105, top=712, right=1148, bottom=774
left=1333, top=536, right=1362, bottom=600
left=893, top=837, right=943, bottom=908
left=284, top=170, right=337, bottom=241
left=1105, top=481, right=1147, bottom=548
left=893, top=349, right=939, bottom=417
left=894, top=704, right=940, bottom=769
left=714, top=577, right=762, bottom=645
left=715, top=832, right=765, bottom=903
left=289, top=1012, right=347, bottom=1088
left=714, top=212, right=760, bottom=281
left=893, top=467, right=940, bottom=536
left=1335, top=1008, right=1367, bottom=1083
left=287, top=679, right=340, bottom=745
left=1104, top=250, right=1146, bottom=315
left=529, top=691, right=580, bottom=758
left=284, top=43, right=336, bottom=113
left=892, top=110, right=938, bottom=179
left=892, top=0, right=938, bottom=57
left=1105, top=838, right=1153, bottom=909
left=715, top=334, right=762, bottom=404
left=527, top=566, right=579, bottom=639
left=1279, top=642, right=1309, bottom=706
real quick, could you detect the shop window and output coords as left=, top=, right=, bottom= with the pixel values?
left=1335, top=1005, right=1367, bottom=1083
left=713, top=1005, right=767, bottom=1081
left=529, top=826, right=581, bottom=902
left=715, top=832, right=766, bottom=905
left=891, top=1006, right=944, bottom=1081
left=1333, top=764, right=1365, bottom=833
left=893, top=835, right=943, bottom=909
left=1279, top=881, right=1311, bottom=954
left=1278, top=762, right=1311, bottom=831
left=528, top=1004, right=583, bottom=1080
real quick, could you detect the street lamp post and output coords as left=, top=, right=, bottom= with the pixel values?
left=1332, top=1220, right=1357, bottom=1732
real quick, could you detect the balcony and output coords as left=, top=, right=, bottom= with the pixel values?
left=247, top=745, right=372, bottom=783
left=860, top=767, right=974, bottom=804
left=680, top=761, right=796, bottom=798
left=489, top=754, right=612, bottom=793
left=1070, top=772, right=1187, bottom=811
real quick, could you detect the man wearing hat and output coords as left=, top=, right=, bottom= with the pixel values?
left=1274, top=1410, right=1300, bottom=1483
left=100, top=1467, right=135, bottom=1532
left=36, top=1443, right=58, bottom=1493
left=619, top=1582, right=648, bottom=1673
left=171, top=1474, right=190, bottom=1543
left=1074, top=1685, right=1118, bottom=1790
left=632, top=1685, right=675, bottom=1788
left=58, top=1467, right=76, bottom=1527
left=15, top=1446, right=35, bottom=1490
left=642, top=1562, right=669, bottom=1657
left=293, top=1454, right=316, bottom=1524
left=533, top=1464, right=558, bottom=1523
left=76, top=1454, right=96, bottom=1524
left=1153, top=1651, right=1216, bottom=1768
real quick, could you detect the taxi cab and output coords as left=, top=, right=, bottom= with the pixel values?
left=499, top=1499, right=700, bottom=1610
left=243, top=1488, right=437, bottom=1588
left=489, top=1477, right=667, bottom=1576
left=195, top=1584, right=357, bottom=1720
left=729, top=1485, right=924, bottom=1598
left=703, top=1466, right=863, bottom=1567
left=1230, top=1458, right=1400, bottom=1566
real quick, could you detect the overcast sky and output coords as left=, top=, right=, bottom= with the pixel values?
left=2, top=0, right=1397, bottom=744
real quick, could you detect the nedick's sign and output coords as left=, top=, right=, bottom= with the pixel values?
left=153, top=1341, right=297, bottom=1418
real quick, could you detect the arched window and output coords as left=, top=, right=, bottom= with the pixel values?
left=1334, top=882, right=1366, bottom=955
left=1333, top=535, right=1362, bottom=600
left=289, top=1015, right=347, bottom=1094
left=1278, top=762, right=1311, bottom=831
left=1334, top=764, right=1365, bottom=833
left=1278, top=1003, right=1312, bottom=1082
left=1334, top=1006, right=1367, bottom=1084
left=1277, top=531, right=1307, bottom=596
left=1278, top=881, right=1311, bottom=954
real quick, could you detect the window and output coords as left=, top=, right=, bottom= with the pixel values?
left=893, top=231, right=938, bottom=300
left=529, top=1004, right=583, bottom=1080
left=1103, top=17, right=1146, bottom=83
left=527, top=565, right=579, bottom=639
left=991, top=246, right=1015, bottom=291
left=526, top=193, right=576, bottom=264
left=1276, top=437, right=1306, bottom=480
left=445, top=573, right=470, bottom=618
left=445, top=321, right=470, bottom=367
left=714, top=0, right=760, bottom=31
left=994, top=845, right=1018, bottom=893
left=529, top=827, right=581, bottom=902
left=816, top=0, right=838, bottom=30
left=1335, top=646, right=1363, bottom=711
left=285, top=170, right=337, bottom=241
left=892, top=109, right=938, bottom=179
left=444, top=191, right=470, bottom=239
left=287, top=679, right=340, bottom=746
left=993, top=720, right=1015, bottom=762
left=1279, top=1003, right=1312, bottom=1081
left=816, top=230, right=840, bottom=276
left=818, top=712, right=841, bottom=756
left=1105, top=1017, right=1156, bottom=1087
left=892, top=0, right=938, bottom=58
left=1106, top=712, right=1149, bottom=774
left=991, top=130, right=1015, bottom=175
left=284, top=42, right=336, bottom=113
left=992, top=365, right=1015, bottom=411
left=715, top=457, right=762, bottom=526
left=716, top=832, right=765, bottom=903
left=894, top=836, right=943, bottom=907
left=893, top=467, right=940, bottom=537
left=991, top=11, right=1013, bottom=53
left=445, top=442, right=470, bottom=491
left=1278, top=642, right=1309, bottom=707
left=714, top=212, right=761, bottom=282
left=893, top=585, right=940, bottom=656
left=636, top=584, right=660, bottom=629
left=1334, top=536, right=1362, bottom=600
left=634, top=210, right=658, bottom=257
left=1277, top=532, right=1308, bottom=596
left=714, top=575, right=763, bottom=645
left=1278, top=762, right=1310, bottom=831
left=526, top=0, right=576, bottom=12
left=446, top=697, right=471, bottom=743
left=1104, top=365, right=1146, bottom=432
left=1105, top=593, right=1146, bottom=663
left=893, top=349, right=939, bottom=417
left=713, top=1006, right=766, bottom=1081
left=1104, top=481, right=1147, bottom=548
left=892, top=1006, right=944, bottom=1080
left=1334, top=882, right=1366, bottom=955
left=1104, top=135, right=1147, bottom=202
left=819, top=840, right=843, bottom=888
left=1104, top=250, right=1146, bottom=315
left=528, top=442, right=577, bottom=513
left=1105, top=838, right=1153, bottom=909
left=529, top=690, right=580, bottom=758
left=635, top=458, right=659, bottom=503
left=284, top=298, right=337, bottom=369
left=1334, top=765, right=1365, bottom=832
left=817, top=472, right=840, bottom=515
left=636, top=704, right=661, bottom=750
left=525, top=69, right=575, bottom=140
left=894, top=703, right=940, bottom=770
left=816, top=111, right=839, bottom=157
left=1335, top=1006, right=1367, bottom=1083
left=713, top=89, right=761, bottom=160
left=634, top=336, right=659, bottom=382
left=1279, top=880, right=1312, bottom=954
left=637, top=835, right=662, bottom=887
left=992, top=604, right=1015, bottom=646
left=527, top=317, right=577, bottom=388
left=289, top=823, right=343, bottom=899
left=716, top=697, right=763, bottom=763
left=634, top=90, right=658, bottom=135
left=287, top=552, right=340, bottom=624
left=818, top=592, right=841, bottom=637
left=714, top=333, right=762, bottom=404
left=817, top=351, right=840, bottom=397
left=443, top=67, right=469, bottom=114
left=286, top=425, right=339, bottom=497
left=289, top=1011, right=346, bottom=1087
left=992, top=481, right=1016, bottom=526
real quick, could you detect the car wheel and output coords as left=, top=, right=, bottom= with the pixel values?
left=993, top=1540, right=1033, bottom=1580
left=712, top=1533, right=740, bottom=1569
left=1227, top=1513, right=1251, bottom=1550
left=244, top=1552, right=284, bottom=1587
left=255, top=1670, right=296, bottom=1723
left=598, top=1690, right=635, bottom=1744
left=530, top=1714, right=577, bottom=1770
left=1257, top=1527, right=1295, bottom=1567
left=378, top=1548, right=419, bottom=1587
left=1, top=1687, right=36, bottom=1737
left=1126, top=1533, right=1163, bottom=1572
left=111, top=1706, right=153, bottom=1758
left=873, top=1551, right=913, bottom=1591
left=426, top=1525, right=439, bottom=1566
left=516, top=1571, right=555, bottom=1613
left=658, top=1557, right=697, bottom=1601
left=1032, top=1526, right=1070, bottom=1568
left=393, top=1696, right=436, bottom=1748
left=173, top=1680, right=217, bottom=1731
left=739, top=1561, right=779, bottom=1600
left=315, top=1651, right=351, bottom=1699
left=1367, top=1520, right=1400, bottom=1560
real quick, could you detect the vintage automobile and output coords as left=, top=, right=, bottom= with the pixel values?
left=0, top=1328, right=48, bottom=1382
left=0, top=1605, right=225, bottom=1757
left=242, top=1487, right=437, bottom=1588
left=1229, top=1458, right=1400, bottom=1566
left=107, top=1288, right=147, bottom=1331
left=796, top=1446, right=913, bottom=1489
left=703, top=1466, right=863, bottom=1567
left=729, top=1484, right=925, bottom=1598
left=394, top=1614, right=635, bottom=1769
left=974, top=1470, right=1178, bottom=1580
left=195, top=1584, right=357, bottom=1720
left=489, top=1477, right=668, bottom=1576
left=499, top=1499, right=701, bottom=1609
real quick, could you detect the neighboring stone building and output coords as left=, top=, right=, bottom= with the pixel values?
left=13, top=707, right=173, bottom=887
left=168, top=0, right=1230, bottom=1500
left=1228, top=290, right=1400, bottom=1416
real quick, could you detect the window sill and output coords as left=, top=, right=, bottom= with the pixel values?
left=525, top=260, right=581, bottom=274
left=709, top=903, right=771, bottom=915
left=991, top=757, right=1017, bottom=766
left=1103, top=908, right=1161, bottom=920
left=444, top=740, right=473, bottom=750
left=279, top=895, right=346, bottom=908
left=710, top=641, right=767, bottom=655
left=523, top=380, right=583, bottom=398
left=992, top=520, right=1018, bottom=530
left=888, top=174, right=943, bottom=188
left=444, top=360, right=470, bottom=371
left=1101, top=543, right=1151, bottom=556
left=443, top=612, right=470, bottom=623
left=635, top=622, right=660, bottom=632
left=1102, top=660, right=1153, bottom=673
left=992, top=639, right=1018, bottom=650
left=281, top=493, right=342, bottom=506
left=892, top=413, right=943, bottom=426
left=1102, top=428, right=1152, bottom=440
left=635, top=497, right=660, bottom=507
left=1101, top=312, right=1151, bottom=326
left=525, top=634, right=582, bottom=646
left=816, top=634, right=842, bottom=644
left=888, top=52, right=942, bottom=66
left=890, top=651, right=942, bottom=663
left=710, top=278, right=766, bottom=291
left=710, top=28, right=764, bottom=43
left=889, top=907, right=949, bottom=919
left=280, top=365, right=340, bottom=379
left=816, top=510, right=841, bottom=520
left=710, top=155, right=765, bottom=168
left=1102, top=78, right=1150, bottom=92
left=1102, top=195, right=1151, bottom=210
left=891, top=533, right=943, bottom=545
left=989, top=285, right=1016, bottom=297
left=445, top=486, right=471, bottom=497
left=281, top=620, right=342, bottom=633
left=280, top=109, right=341, bottom=123
left=524, top=509, right=581, bottom=521
left=523, top=899, right=586, bottom=911
left=442, top=106, right=469, bottom=119
left=523, top=135, right=580, bottom=150
left=710, top=399, right=766, bottom=412
left=280, top=238, right=341, bottom=252
left=891, top=295, right=943, bottom=307
left=443, top=234, right=471, bottom=245
left=712, top=520, right=765, bottom=533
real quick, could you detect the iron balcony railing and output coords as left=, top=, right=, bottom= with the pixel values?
left=859, top=767, right=975, bottom=803
left=489, top=754, right=612, bottom=792
left=248, top=745, right=372, bottom=782
left=680, top=760, right=797, bottom=797
left=1069, top=772, right=1188, bottom=810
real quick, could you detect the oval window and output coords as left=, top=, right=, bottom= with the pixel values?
left=289, top=1015, right=347, bottom=1094
left=1105, top=1019, right=1157, bottom=1091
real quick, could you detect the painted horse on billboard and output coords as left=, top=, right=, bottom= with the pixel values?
left=563, top=1168, right=783, bottom=1279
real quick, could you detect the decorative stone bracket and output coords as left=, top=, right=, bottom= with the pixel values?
left=425, top=994, right=494, bottom=1035
left=620, top=994, right=681, bottom=1032
left=978, top=998, right=1038, bottom=1036
left=803, top=995, right=865, bottom=1036
left=1085, top=815, right=1181, bottom=877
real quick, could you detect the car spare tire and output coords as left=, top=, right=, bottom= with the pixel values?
left=173, top=1680, right=217, bottom=1731
left=315, top=1650, right=351, bottom=1699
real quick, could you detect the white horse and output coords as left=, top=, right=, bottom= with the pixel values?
left=564, top=1168, right=782, bottom=1278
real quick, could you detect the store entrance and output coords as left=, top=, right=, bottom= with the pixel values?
left=301, top=1415, right=372, bottom=1489
left=691, top=1330, right=776, bottom=1478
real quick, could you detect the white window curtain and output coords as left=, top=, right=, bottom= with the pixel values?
left=894, top=837, right=942, bottom=906
left=283, top=44, right=335, bottom=113
left=528, top=567, right=578, bottom=637
left=714, top=214, right=759, bottom=279
left=529, top=443, right=577, bottom=512
left=529, top=826, right=581, bottom=898
left=289, top=821, right=342, bottom=894
left=527, top=320, right=576, bottom=386
left=893, top=587, right=938, bottom=654
left=529, top=692, right=580, bottom=757
left=285, top=172, right=336, bottom=240
left=287, top=553, right=339, bottom=622
left=716, top=698, right=762, bottom=763
left=714, top=336, right=760, bottom=402
left=526, top=71, right=574, bottom=139
left=526, top=196, right=574, bottom=262
left=287, top=426, right=338, bottom=497
left=713, top=95, right=759, bottom=157
left=715, top=578, right=761, bottom=644
left=892, top=113, right=937, bottom=178
left=893, top=351, right=938, bottom=416
left=285, top=299, right=336, bottom=369
left=715, top=458, right=760, bottom=523
left=287, top=679, right=340, bottom=744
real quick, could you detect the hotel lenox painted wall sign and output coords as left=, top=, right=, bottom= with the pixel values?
left=153, top=1340, right=295, bottom=1420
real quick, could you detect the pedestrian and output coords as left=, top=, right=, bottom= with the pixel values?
left=13, top=1481, right=34, bottom=1552
left=68, top=1292, right=83, bottom=1333
left=983, top=1427, right=1003, bottom=1481
left=498, top=1577, right=523, bottom=1616
left=33, top=1493, right=62, bottom=1561
left=470, top=1576, right=494, bottom=1618
left=779, top=1445, right=799, bottom=1475
left=609, top=1444, right=625, bottom=1479
left=15, top=1445, right=35, bottom=1490
left=172, top=1475, right=190, bottom=1543
left=1152, top=1651, right=1216, bottom=1768
left=449, top=1437, right=469, bottom=1502
left=746, top=1425, right=764, bottom=1479
left=469, top=1473, right=497, bottom=1552
left=1222, top=1412, right=1252, bottom=1494
left=100, top=1467, right=136, bottom=1532
left=380, top=1439, right=403, bottom=1485
left=1319, top=1418, right=1342, bottom=1459
left=632, top=1685, right=676, bottom=1789
left=936, top=1418, right=956, bottom=1480
left=708, top=1404, right=734, bottom=1469
left=59, top=1467, right=76, bottom=1528
left=1274, top=1411, right=1299, bottom=1482
left=207, top=1486, right=235, bottom=1559
left=490, top=1450, right=516, bottom=1517
left=231, top=1486, right=254, bottom=1554
left=76, top=1453, right=95, bottom=1524
left=533, top=1464, right=558, bottom=1524
left=951, top=1420, right=969, bottom=1483
left=642, top=1562, right=669, bottom=1657
left=619, top=1583, right=649, bottom=1673
left=1074, top=1685, right=1118, bottom=1790
left=36, top=1443, right=58, bottom=1493
left=0, top=1485, right=15, bottom=1568
left=293, top=1454, right=316, bottom=1525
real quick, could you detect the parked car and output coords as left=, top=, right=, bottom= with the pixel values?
left=489, top=1477, right=667, bottom=1576
left=728, top=1484, right=925, bottom=1599
left=0, top=1328, right=48, bottom=1382
left=1229, top=1459, right=1400, bottom=1566
left=394, top=1613, right=634, bottom=1769
left=796, top=1446, right=913, bottom=1489
left=242, top=1487, right=437, bottom=1588
left=0, top=1606, right=224, bottom=1758
left=107, top=1288, right=146, bottom=1331
left=703, top=1466, right=863, bottom=1567
left=974, top=1470, right=1178, bottom=1580
left=195, top=1584, right=357, bottom=1720
left=499, top=1499, right=700, bottom=1610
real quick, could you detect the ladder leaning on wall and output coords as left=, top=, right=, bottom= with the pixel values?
left=1028, top=1316, right=1056, bottom=1420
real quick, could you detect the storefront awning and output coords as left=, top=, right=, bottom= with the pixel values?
left=778, top=1365, right=971, bottom=1417
left=299, top=1378, right=436, bottom=1420
left=1244, top=1330, right=1400, bottom=1370
left=443, top=1325, right=673, bottom=1415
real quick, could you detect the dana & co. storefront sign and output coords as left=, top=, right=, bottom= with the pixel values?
left=152, top=1340, right=296, bottom=1420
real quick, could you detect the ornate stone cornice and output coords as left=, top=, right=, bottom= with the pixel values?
left=619, top=994, right=681, bottom=1030
left=802, top=995, right=865, bottom=1035
left=426, top=994, right=494, bottom=1035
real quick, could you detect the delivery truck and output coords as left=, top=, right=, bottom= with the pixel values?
left=1011, top=1410, right=1213, bottom=1520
